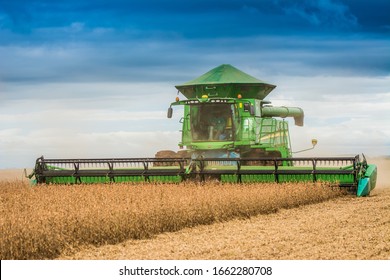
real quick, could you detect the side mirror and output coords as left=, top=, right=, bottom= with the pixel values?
left=167, top=107, right=173, bottom=118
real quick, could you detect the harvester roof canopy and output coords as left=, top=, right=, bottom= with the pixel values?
left=175, top=64, right=276, bottom=100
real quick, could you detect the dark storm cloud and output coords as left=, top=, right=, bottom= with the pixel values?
left=344, top=0, right=390, bottom=32
left=1, top=0, right=389, bottom=37
left=0, top=0, right=389, bottom=86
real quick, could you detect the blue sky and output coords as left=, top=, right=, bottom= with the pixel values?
left=0, top=0, right=389, bottom=168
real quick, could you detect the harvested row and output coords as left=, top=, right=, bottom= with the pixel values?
left=0, top=181, right=344, bottom=259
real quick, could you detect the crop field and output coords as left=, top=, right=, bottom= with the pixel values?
left=1, top=179, right=342, bottom=259
left=1, top=157, right=389, bottom=260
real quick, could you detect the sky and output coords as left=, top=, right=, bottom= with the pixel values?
left=0, top=0, right=389, bottom=168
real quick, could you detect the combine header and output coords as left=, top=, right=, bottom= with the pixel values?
left=28, top=64, right=377, bottom=196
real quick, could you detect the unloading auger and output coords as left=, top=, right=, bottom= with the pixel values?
left=28, top=64, right=377, bottom=196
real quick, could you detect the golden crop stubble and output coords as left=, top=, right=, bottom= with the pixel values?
left=0, top=180, right=343, bottom=259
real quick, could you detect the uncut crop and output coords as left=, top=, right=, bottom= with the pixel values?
left=0, top=181, right=343, bottom=259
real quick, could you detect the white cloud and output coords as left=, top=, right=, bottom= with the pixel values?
left=259, top=74, right=390, bottom=157
left=0, top=80, right=184, bottom=167
left=0, top=73, right=389, bottom=168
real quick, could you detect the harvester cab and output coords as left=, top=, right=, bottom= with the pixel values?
left=28, top=64, right=377, bottom=196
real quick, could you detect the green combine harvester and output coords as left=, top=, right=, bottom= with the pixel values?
left=29, top=64, right=377, bottom=196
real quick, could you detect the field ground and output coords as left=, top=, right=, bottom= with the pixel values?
left=1, top=157, right=389, bottom=260
left=62, top=187, right=390, bottom=260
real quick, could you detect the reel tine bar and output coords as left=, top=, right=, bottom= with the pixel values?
left=32, top=155, right=360, bottom=188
